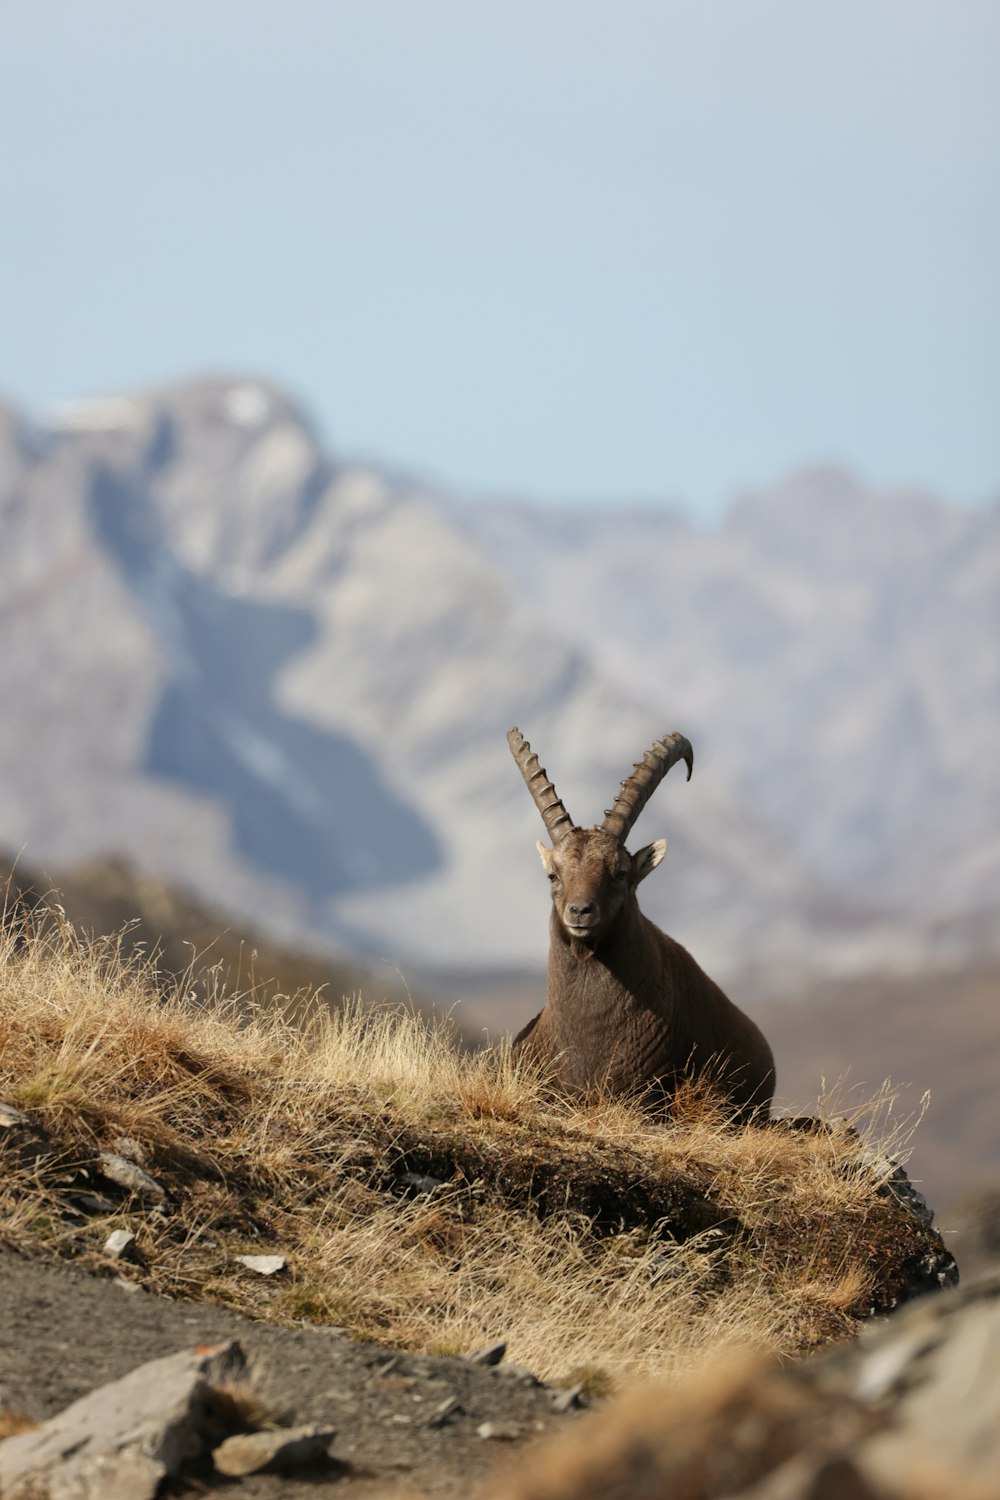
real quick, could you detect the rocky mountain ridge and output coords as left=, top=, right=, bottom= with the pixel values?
left=451, top=472, right=1000, bottom=931
left=1, top=377, right=995, bottom=995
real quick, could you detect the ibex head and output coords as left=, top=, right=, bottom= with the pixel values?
left=507, top=728, right=693, bottom=948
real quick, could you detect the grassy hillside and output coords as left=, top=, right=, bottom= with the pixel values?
left=0, top=907, right=951, bottom=1390
left=0, top=853, right=463, bottom=1037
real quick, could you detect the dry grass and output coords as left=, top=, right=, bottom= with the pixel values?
left=0, top=908, right=940, bottom=1388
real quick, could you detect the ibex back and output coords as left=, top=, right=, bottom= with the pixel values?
left=508, top=727, right=775, bottom=1122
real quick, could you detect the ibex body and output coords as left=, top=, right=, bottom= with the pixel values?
left=509, top=728, right=775, bottom=1122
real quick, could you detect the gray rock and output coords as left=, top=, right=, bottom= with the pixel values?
left=468, top=1341, right=507, bottom=1367
left=69, top=1191, right=119, bottom=1215
left=97, top=1153, right=165, bottom=1205
left=212, top=1423, right=335, bottom=1476
left=426, top=1396, right=462, bottom=1428
left=400, top=1170, right=445, bottom=1195
left=103, top=1229, right=139, bottom=1262
left=494, top=1363, right=541, bottom=1385
left=0, top=1102, right=32, bottom=1130
left=0, top=1339, right=246, bottom=1500
left=235, top=1254, right=287, bottom=1276
left=0, top=1101, right=49, bottom=1166
left=549, top=1384, right=586, bottom=1412
left=476, top=1421, right=521, bottom=1441
left=112, top=1136, right=148, bottom=1166
left=880, top=1160, right=934, bottom=1225
left=851, top=1270, right=1000, bottom=1491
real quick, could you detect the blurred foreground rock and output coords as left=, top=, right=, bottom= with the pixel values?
left=486, top=1271, right=1000, bottom=1500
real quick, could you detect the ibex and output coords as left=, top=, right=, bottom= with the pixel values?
left=508, top=728, right=775, bottom=1122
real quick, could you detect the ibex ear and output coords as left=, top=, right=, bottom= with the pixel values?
left=633, top=839, right=667, bottom=884
left=536, top=840, right=555, bottom=874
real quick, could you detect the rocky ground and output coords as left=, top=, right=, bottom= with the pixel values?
left=4, top=1247, right=999, bottom=1500
left=0, top=1247, right=582, bottom=1498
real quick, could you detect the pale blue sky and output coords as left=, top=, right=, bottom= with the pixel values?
left=2, top=1, right=998, bottom=516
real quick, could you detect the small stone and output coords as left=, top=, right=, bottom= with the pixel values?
left=68, top=1191, right=118, bottom=1215
left=0, top=1102, right=49, bottom=1165
left=495, top=1363, right=541, bottom=1385
left=103, top=1229, right=140, bottom=1262
left=0, top=1102, right=32, bottom=1129
left=468, top=1340, right=507, bottom=1366
left=98, top=1152, right=165, bottom=1204
left=113, top=1135, right=148, bottom=1165
left=427, top=1396, right=462, bottom=1428
left=212, top=1423, right=335, bottom=1477
left=400, top=1170, right=445, bottom=1194
left=549, top=1383, right=586, bottom=1412
left=236, top=1254, right=287, bottom=1276
left=476, top=1421, right=520, bottom=1441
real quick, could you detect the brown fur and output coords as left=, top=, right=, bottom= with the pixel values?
left=513, top=827, right=775, bottom=1122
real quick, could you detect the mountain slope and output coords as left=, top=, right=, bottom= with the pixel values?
left=453, top=471, right=1000, bottom=938
left=0, top=379, right=994, bottom=994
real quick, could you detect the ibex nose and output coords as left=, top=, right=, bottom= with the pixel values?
left=568, top=902, right=596, bottom=921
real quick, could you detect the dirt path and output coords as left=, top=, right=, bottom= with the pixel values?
left=0, top=1248, right=584, bottom=1497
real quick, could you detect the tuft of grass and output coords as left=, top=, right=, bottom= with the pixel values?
left=0, top=907, right=944, bottom=1386
left=558, top=1364, right=616, bottom=1399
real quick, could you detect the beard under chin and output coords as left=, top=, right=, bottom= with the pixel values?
left=568, top=933, right=599, bottom=960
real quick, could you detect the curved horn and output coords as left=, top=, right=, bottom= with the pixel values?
left=601, top=732, right=693, bottom=843
left=507, top=727, right=575, bottom=845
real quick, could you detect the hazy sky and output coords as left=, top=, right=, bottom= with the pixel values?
left=2, top=1, right=998, bottom=516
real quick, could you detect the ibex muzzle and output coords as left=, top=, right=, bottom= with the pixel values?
left=508, top=727, right=775, bottom=1122
left=537, top=828, right=661, bottom=948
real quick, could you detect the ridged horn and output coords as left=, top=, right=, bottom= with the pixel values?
left=507, top=727, right=575, bottom=845
left=601, top=732, right=693, bottom=843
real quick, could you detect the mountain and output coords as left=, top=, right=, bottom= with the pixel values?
left=452, top=474, right=1000, bottom=946
left=0, top=378, right=995, bottom=998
